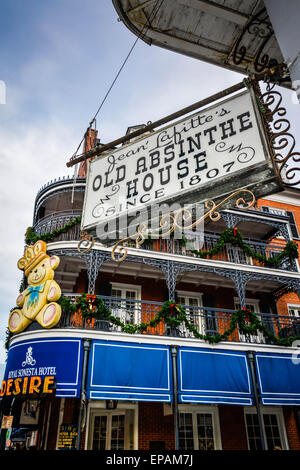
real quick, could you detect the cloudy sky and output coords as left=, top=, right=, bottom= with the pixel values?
left=0, top=0, right=299, bottom=379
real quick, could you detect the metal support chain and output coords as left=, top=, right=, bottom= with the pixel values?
left=221, top=212, right=238, bottom=228
left=48, top=248, right=108, bottom=295
left=279, top=224, right=291, bottom=242
left=221, top=213, right=242, bottom=264
left=163, top=261, right=182, bottom=302
left=231, top=271, right=253, bottom=308
left=286, top=278, right=300, bottom=294
left=140, top=257, right=178, bottom=301
left=86, top=250, right=111, bottom=294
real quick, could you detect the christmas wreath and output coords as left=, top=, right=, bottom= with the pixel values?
left=190, top=227, right=298, bottom=268
left=55, top=294, right=300, bottom=347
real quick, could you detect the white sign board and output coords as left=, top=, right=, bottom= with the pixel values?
left=82, top=90, right=274, bottom=233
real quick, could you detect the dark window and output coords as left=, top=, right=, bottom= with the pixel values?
left=245, top=413, right=283, bottom=450
left=179, top=412, right=215, bottom=450
left=286, top=211, right=299, bottom=239
left=37, top=206, right=45, bottom=221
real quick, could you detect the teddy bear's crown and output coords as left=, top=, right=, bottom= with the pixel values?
left=17, top=240, right=49, bottom=276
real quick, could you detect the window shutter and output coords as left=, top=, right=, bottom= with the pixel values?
left=286, top=211, right=299, bottom=239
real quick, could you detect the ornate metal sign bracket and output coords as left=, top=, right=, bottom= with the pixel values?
left=110, top=189, right=256, bottom=263
left=254, top=73, right=300, bottom=187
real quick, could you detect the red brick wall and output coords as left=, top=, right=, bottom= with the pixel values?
left=63, top=398, right=78, bottom=423
left=257, top=197, right=300, bottom=242
left=78, top=128, right=98, bottom=178
left=45, top=397, right=61, bottom=450
left=283, top=408, right=300, bottom=450
left=138, top=403, right=175, bottom=450
left=95, top=272, right=168, bottom=302
left=257, top=197, right=300, bottom=314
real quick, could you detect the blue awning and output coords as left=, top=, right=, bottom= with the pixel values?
left=3, top=338, right=83, bottom=398
left=178, top=347, right=254, bottom=405
left=256, top=352, right=300, bottom=405
left=87, top=340, right=173, bottom=402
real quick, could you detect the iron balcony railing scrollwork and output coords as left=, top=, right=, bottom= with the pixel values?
left=126, top=233, right=297, bottom=272
left=232, top=7, right=279, bottom=74
left=57, top=294, right=299, bottom=345
left=256, top=77, right=300, bottom=188
left=33, top=211, right=297, bottom=271
left=34, top=210, right=82, bottom=242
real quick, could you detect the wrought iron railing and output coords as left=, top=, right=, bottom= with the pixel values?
left=33, top=211, right=296, bottom=271
left=131, top=233, right=296, bottom=271
left=34, top=211, right=82, bottom=242
left=57, top=294, right=298, bottom=345
left=35, top=175, right=85, bottom=199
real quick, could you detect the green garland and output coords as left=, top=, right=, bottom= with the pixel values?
left=24, top=222, right=298, bottom=270
left=5, top=327, right=13, bottom=352
left=25, top=215, right=82, bottom=245
left=190, top=227, right=298, bottom=268
left=57, top=294, right=300, bottom=347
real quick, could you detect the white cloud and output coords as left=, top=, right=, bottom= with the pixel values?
left=0, top=341, right=6, bottom=364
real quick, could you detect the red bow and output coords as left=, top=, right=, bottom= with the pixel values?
left=170, top=303, right=176, bottom=317
left=233, top=227, right=238, bottom=237
left=242, top=307, right=250, bottom=322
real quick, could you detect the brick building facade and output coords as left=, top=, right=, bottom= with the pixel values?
left=1, top=134, right=300, bottom=450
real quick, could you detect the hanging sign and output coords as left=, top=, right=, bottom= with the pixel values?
left=57, top=423, right=78, bottom=450
left=1, top=416, right=14, bottom=429
left=1, top=338, right=83, bottom=398
left=81, top=88, right=281, bottom=237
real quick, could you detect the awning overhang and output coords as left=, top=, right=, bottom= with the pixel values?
left=178, top=347, right=254, bottom=406
left=87, top=340, right=173, bottom=402
left=113, top=0, right=291, bottom=87
left=256, top=352, right=300, bottom=406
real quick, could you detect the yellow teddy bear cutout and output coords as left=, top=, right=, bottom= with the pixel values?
left=8, top=240, right=62, bottom=334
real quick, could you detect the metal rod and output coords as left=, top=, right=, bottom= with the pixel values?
left=246, top=351, right=267, bottom=450
left=76, top=338, right=91, bottom=450
left=171, top=345, right=179, bottom=450
left=66, top=80, right=247, bottom=168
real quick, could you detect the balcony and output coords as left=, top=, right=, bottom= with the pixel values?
left=34, top=210, right=82, bottom=242
left=33, top=208, right=297, bottom=272
left=34, top=176, right=85, bottom=226
left=56, top=294, right=298, bottom=345
left=126, top=232, right=298, bottom=272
